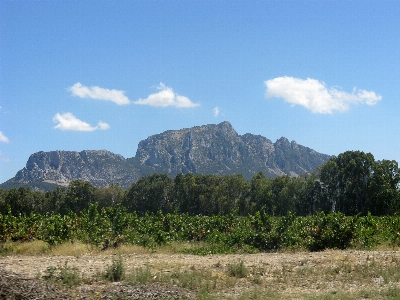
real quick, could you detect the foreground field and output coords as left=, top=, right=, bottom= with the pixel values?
left=1, top=243, right=400, bottom=299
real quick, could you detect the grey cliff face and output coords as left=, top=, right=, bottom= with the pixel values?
left=272, top=138, right=329, bottom=177
left=1, top=121, right=331, bottom=190
left=13, top=150, right=140, bottom=187
left=135, top=121, right=242, bottom=175
left=135, top=121, right=330, bottom=179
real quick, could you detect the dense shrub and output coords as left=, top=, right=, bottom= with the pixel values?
left=304, top=212, right=356, bottom=251
left=0, top=207, right=398, bottom=254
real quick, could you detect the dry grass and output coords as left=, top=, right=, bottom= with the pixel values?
left=0, top=240, right=49, bottom=255
left=48, top=241, right=90, bottom=256
left=1, top=240, right=153, bottom=256
left=102, top=252, right=400, bottom=299
left=1, top=241, right=400, bottom=299
left=99, top=244, right=153, bottom=255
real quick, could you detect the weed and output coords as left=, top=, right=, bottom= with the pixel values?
left=43, top=266, right=58, bottom=281
left=227, top=260, right=248, bottom=278
left=197, top=288, right=216, bottom=300
left=251, top=273, right=263, bottom=285
left=41, top=263, right=82, bottom=286
left=181, top=269, right=216, bottom=291
left=127, top=265, right=153, bottom=284
left=104, top=255, right=125, bottom=282
left=295, top=265, right=315, bottom=278
left=233, top=287, right=279, bottom=300
left=0, top=243, right=12, bottom=256
left=58, top=262, right=81, bottom=286
left=386, top=286, right=400, bottom=298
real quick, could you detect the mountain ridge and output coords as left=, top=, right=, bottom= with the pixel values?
left=0, top=121, right=331, bottom=190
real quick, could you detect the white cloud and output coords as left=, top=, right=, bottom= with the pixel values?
left=53, top=112, right=110, bottom=132
left=213, top=107, right=220, bottom=117
left=97, top=121, right=110, bottom=130
left=264, top=76, right=382, bottom=114
left=0, top=131, right=9, bottom=143
left=69, top=82, right=130, bottom=105
left=134, top=83, right=200, bottom=108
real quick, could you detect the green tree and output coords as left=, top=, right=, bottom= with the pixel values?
left=44, top=187, right=67, bottom=214
left=0, top=188, right=6, bottom=214
left=249, top=172, right=273, bottom=214
left=294, top=174, right=327, bottom=216
left=62, top=180, right=95, bottom=214
left=272, top=175, right=296, bottom=216
left=318, top=159, right=340, bottom=213
left=319, top=151, right=375, bottom=215
left=4, top=187, right=42, bottom=215
left=218, top=174, right=249, bottom=215
left=367, top=160, right=400, bottom=215
left=172, top=173, right=248, bottom=215
left=174, top=173, right=200, bottom=215
left=196, top=174, right=221, bottom=215
left=123, top=174, right=173, bottom=214
left=94, top=184, right=125, bottom=210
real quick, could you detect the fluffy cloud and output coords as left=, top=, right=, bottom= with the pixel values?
left=69, top=83, right=130, bottom=105
left=264, top=76, right=382, bottom=114
left=97, top=121, right=110, bottom=130
left=213, top=107, right=220, bottom=117
left=0, top=131, right=9, bottom=143
left=134, top=83, right=200, bottom=108
left=53, top=112, right=110, bottom=131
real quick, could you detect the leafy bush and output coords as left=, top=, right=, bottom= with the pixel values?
left=386, top=215, right=400, bottom=247
left=353, top=212, right=380, bottom=248
left=305, top=212, right=356, bottom=251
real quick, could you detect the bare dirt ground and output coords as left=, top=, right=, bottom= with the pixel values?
left=1, top=249, right=400, bottom=299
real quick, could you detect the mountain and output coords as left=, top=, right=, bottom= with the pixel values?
left=0, top=122, right=331, bottom=190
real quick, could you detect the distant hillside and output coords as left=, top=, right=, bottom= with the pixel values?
left=0, top=121, right=331, bottom=190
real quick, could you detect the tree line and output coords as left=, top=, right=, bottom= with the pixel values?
left=1, top=151, right=399, bottom=217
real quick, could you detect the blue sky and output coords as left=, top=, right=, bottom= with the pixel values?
left=1, top=1, right=399, bottom=183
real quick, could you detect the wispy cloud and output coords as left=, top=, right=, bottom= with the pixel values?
left=134, top=83, right=200, bottom=108
left=213, top=107, right=220, bottom=117
left=264, top=76, right=382, bottom=114
left=53, top=112, right=110, bottom=131
left=69, top=82, right=130, bottom=105
left=0, top=152, right=11, bottom=163
left=0, top=131, right=9, bottom=143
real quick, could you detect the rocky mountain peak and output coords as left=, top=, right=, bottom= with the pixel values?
left=215, top=121, right=238, bottom=136
left=135, top=122, right=330, bottom=179
left=1, top=122, right=331, bottom=190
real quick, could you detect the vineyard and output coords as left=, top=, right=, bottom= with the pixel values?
left=1, top=204, right=399, bottom=255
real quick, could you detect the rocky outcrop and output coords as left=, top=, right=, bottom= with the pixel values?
left=136, top=121, right=330, bottom=179
left=1, top=122, right=331, bottom=190
left=10, top=150, right=141, bottom=188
